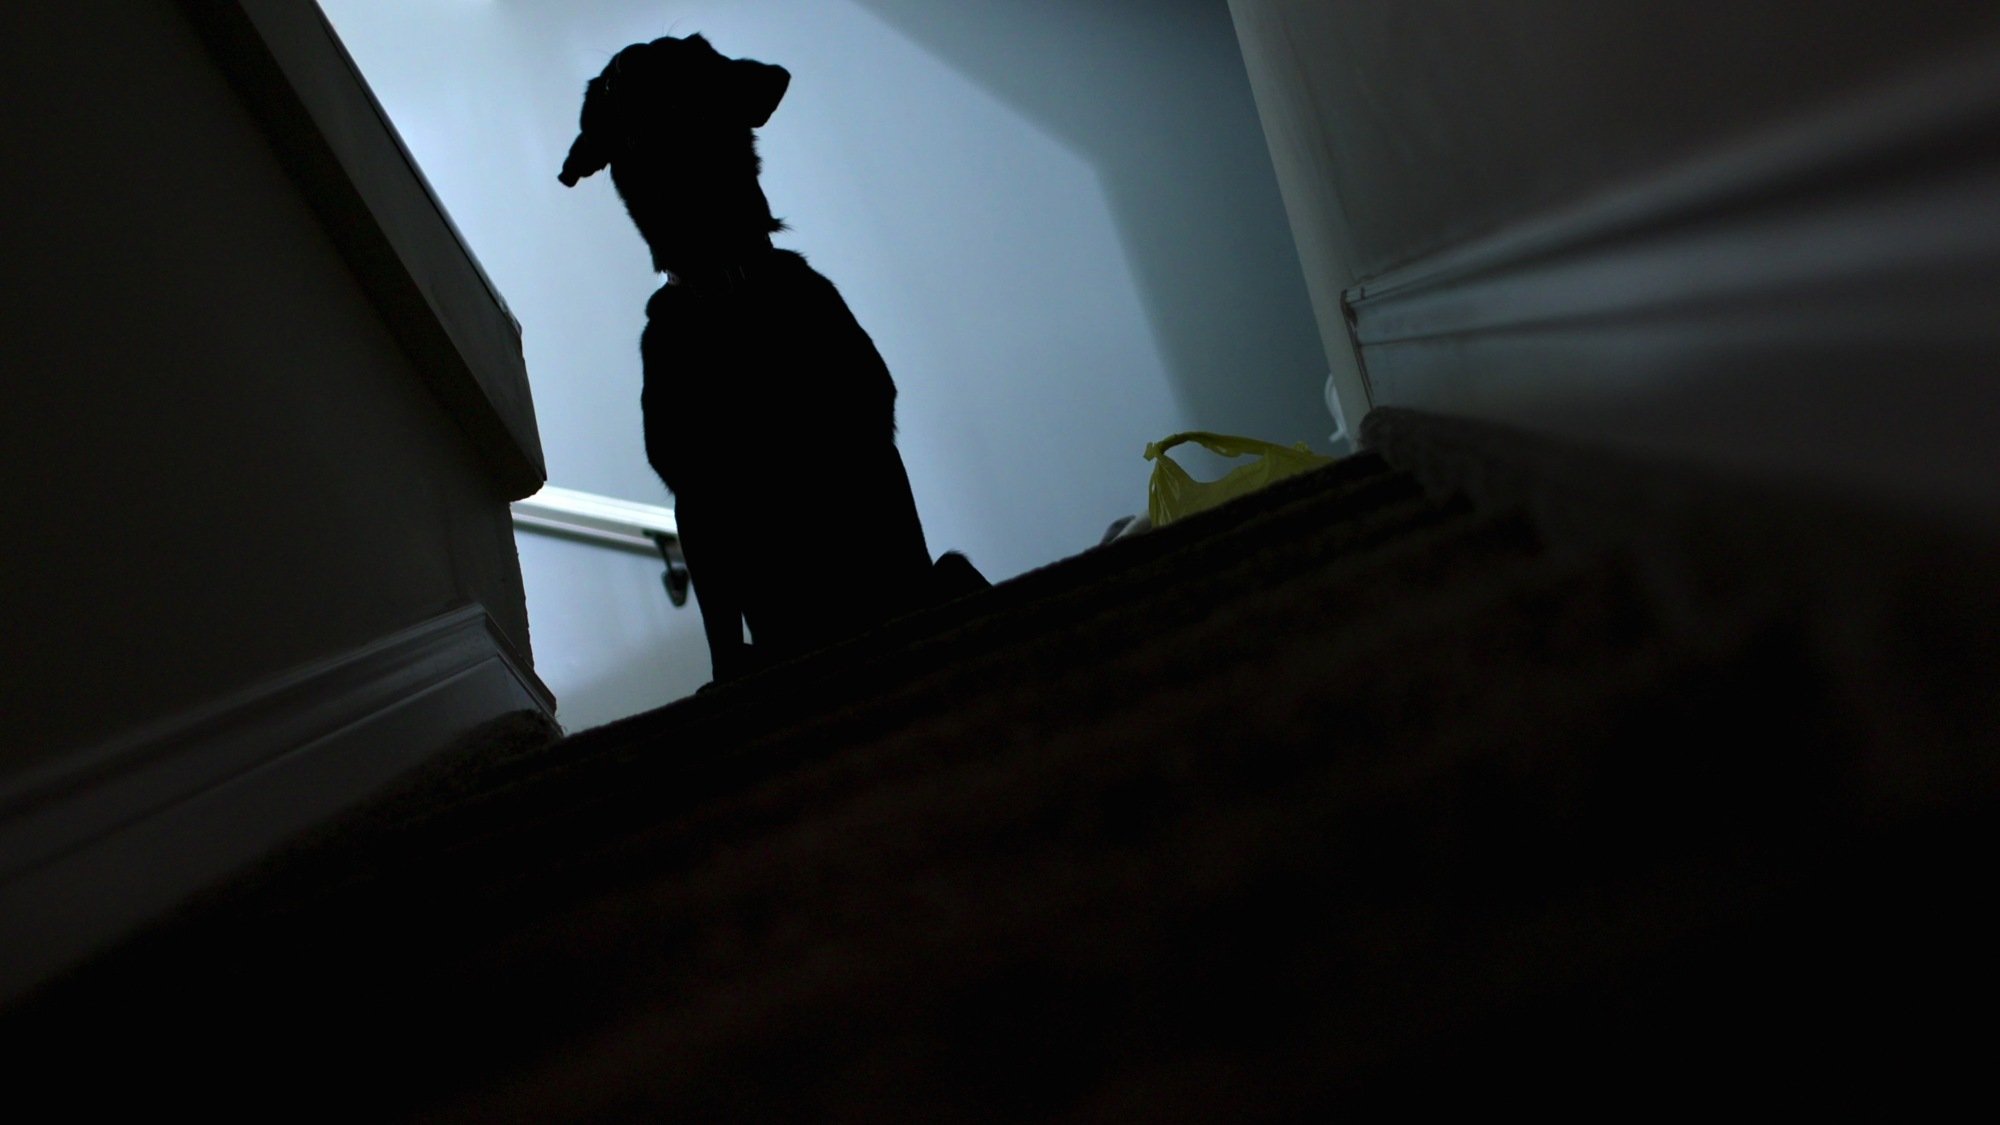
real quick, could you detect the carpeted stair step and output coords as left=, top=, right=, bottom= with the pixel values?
left=168, top=454, right=1459, bottom=892
left=7, top=408, right=1997, bottom=1119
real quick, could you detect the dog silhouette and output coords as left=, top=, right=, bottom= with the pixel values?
left=560, top=33, right=983, bottom=681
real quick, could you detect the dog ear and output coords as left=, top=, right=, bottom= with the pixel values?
left=558, top=132, right=609, bottom=187
left=731, top=59, right=791, bottom=127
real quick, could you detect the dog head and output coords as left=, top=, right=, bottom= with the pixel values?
left=559, top=34, right=791, bottom=188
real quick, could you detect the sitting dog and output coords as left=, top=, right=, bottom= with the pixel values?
left=560, top=33, right=984, bottom=681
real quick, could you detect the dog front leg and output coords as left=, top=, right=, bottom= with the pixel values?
left=674, top=503, right=754, bottom=682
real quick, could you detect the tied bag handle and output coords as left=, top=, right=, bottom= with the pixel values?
left=1143, top=431, right=1333, bottom=527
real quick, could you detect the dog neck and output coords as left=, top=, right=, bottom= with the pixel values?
left=661, top=235, right=777, bottom=292
left=607, top=140, right=783, bottom=276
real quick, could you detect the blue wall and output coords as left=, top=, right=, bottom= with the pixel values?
left=320, top=0, right=1323, bottom=728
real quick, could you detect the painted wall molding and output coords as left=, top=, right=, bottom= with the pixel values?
left=0, top=604, right=555, bottom=1006
left=1336, top=41, right=2000, bottom=518
left=1227, top=0, right=1376, bottom=434
left=1341, top=40, right=2000, bottom=394
left=174, top=0, right=546, bottom=498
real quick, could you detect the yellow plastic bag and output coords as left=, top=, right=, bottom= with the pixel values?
left=1144, top=431, right=1334, bottom=527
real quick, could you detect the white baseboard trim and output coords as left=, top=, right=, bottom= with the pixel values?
left=1335, top=42, right=2000, bottom=520
left=1345, top=42, right=2000, bottom=347
left=0, top=603, right=556, bottom=1006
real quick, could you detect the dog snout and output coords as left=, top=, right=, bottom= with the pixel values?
left=558, top=131, right=608, bottom=187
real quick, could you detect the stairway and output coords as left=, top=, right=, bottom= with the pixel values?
left=8, top=408, right=1998, bottom=1118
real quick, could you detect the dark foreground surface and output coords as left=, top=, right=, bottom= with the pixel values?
left=8, top=408, right=1998, bottom=1119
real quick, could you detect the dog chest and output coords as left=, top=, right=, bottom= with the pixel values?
left=637, top=261, right=900, bottom=492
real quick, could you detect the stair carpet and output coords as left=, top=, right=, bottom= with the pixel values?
left=7, top=407, right=1997, bottom=1119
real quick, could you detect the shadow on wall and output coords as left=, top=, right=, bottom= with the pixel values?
left=851, top=0, right=1330, bottom=447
